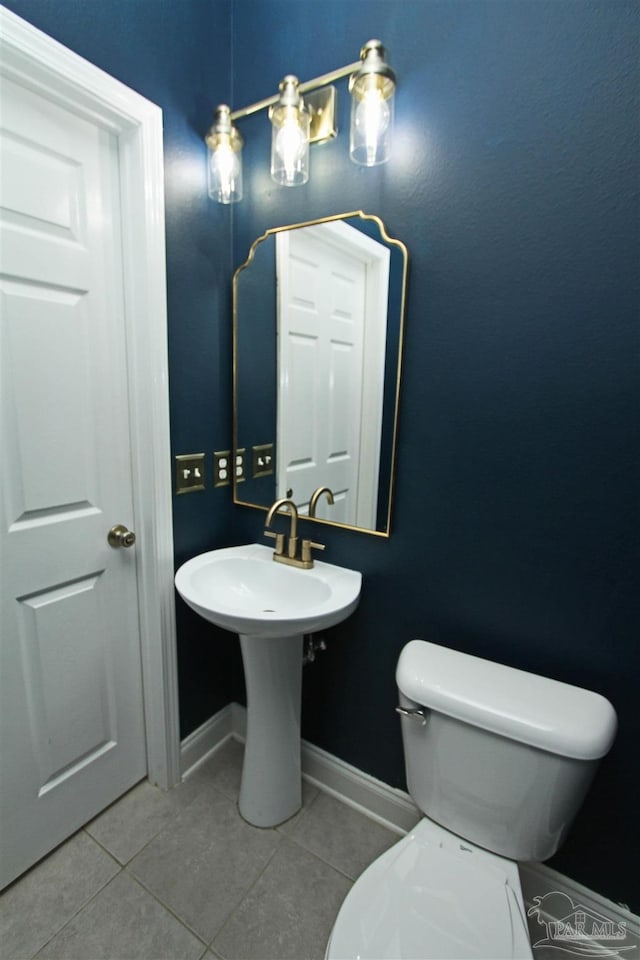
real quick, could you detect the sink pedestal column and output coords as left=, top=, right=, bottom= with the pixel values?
left=238, top=633, right=303, bottom=827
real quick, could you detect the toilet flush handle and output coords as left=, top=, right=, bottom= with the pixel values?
left=396, top=705, right=428, bottom=726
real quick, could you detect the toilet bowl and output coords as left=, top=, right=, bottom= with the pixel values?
left=326, top=639, right=617, bottom=960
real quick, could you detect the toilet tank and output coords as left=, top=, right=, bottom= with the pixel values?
left=396, top=640, right=617, bottom=862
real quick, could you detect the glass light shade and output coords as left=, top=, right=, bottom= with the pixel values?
left=349, top=72, right=395, bottom=166
left=206, top=106, right=243, bottom=204
left=269, top=77, right=310, bottom=187
left=207, top=132, right=243, bottom=203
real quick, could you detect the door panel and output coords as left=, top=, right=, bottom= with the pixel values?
left=0, top=71, right=146, bottom=888
left=3, top=284, right=95, bottom=513
left=17, top=574, right=116, bottom=795
left=277, top=229, right=365, bottom=524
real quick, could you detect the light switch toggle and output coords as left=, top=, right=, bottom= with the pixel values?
left=175, top=453, right=206, bottom=494
left=183, top=466, right=202, bottom=479
left=252, top=443, right=275, bottom=478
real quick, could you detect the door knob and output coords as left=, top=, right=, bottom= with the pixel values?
left=108, top=524, right=136, bottom=548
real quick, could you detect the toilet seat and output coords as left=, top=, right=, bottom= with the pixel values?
left=326, top=818, right=533, bottom=960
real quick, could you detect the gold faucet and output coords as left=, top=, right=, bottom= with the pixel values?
left=265, top=497, right=299, bottom=560
left=308, top=486, right=334, bottom=518
left=264, top=497, right=325, bottom=569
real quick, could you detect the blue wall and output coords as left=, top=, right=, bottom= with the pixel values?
left=229, top=0, right=639, bottom=910
left=5, top=0, right=639, bottom=913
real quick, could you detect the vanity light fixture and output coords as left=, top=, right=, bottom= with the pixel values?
left=205, top=40, right=395, bottom=203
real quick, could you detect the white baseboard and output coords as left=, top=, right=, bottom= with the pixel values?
left=181, top=701, right=639, bottom=945
left=179, top=702, right=234, bottom=777
left=300, top=738, right=420, bottom=835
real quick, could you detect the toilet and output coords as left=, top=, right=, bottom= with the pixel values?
left=326, top=639, right=617, bottom=960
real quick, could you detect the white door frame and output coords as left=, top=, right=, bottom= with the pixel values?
left=0, top=7, right=180, bottom=789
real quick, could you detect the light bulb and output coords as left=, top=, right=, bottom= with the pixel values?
left=210, top=141, right=241, bottom=204
left=354, top=90, right=391, bottom=166
left=270, top=77, right=310, bottom=187
left=275, top=117, right=308, bottom=184
left=206, top=106, right=243, bottom=203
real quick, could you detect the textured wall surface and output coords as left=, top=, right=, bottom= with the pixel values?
left=229, top=0, right=639, bottom=910
left=4, top=0, right=638, bottom=912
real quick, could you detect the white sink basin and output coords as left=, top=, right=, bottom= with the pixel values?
left=175, top=542, right=362, bottom=638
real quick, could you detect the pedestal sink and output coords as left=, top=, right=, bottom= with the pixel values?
left=175, top=543, right=362, bottom=827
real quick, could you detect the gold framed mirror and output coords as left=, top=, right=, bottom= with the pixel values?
left=233, top=211, right=408, bottom=536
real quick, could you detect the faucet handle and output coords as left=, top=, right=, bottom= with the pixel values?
left=264, top=530, right=286, bottom=555
left=301, top=539, right=325, bottom=564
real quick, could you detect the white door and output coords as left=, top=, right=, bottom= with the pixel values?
left=276, top=228, right=365, bottom=525
left=0, top=66, right=147, bottom=888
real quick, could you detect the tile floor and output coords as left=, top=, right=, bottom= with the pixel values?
left=0, top=738, right=400, bottom=960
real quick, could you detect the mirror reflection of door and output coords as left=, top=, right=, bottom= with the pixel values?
left=276, top=222, right=389, bottom=529
left=233, top=211, right=408, bottom=536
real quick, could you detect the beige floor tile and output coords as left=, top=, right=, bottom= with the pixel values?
left=0, top=831, right=119, bottom=960
left=213, top=839, right=351, bottom=960
left=275, top=778, right=319, bottom=836
left=129, top=788, right=281, bottom=943
left=86, top=777, right=202, bottom=864
left=289, top=789, right=398, bottom=879
left=186, top=738, right=244, bottom=802
left=34, top=871, right=204, bottom=960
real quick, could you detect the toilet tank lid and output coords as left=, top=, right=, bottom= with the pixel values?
left=396, top=640, right=617, bottom=760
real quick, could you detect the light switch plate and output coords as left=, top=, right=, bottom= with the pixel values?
left=252, top=443, right=274, bottom=478
left=175, top=453, right=205, bottom=494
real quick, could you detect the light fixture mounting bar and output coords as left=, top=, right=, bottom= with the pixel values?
left=229, top=59, right=361, bottom=122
